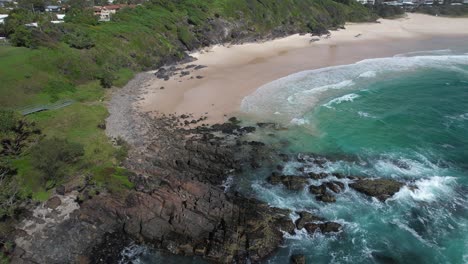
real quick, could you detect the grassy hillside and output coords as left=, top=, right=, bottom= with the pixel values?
left=0, top=0, right=375, bottom=221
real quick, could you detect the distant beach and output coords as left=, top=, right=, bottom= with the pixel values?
left=137, top=13, right=468, bottom=123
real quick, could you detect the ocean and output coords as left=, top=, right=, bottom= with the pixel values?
left=239, top=48, right=468, bottom=263
left=127, top=48, right=468, bottom=263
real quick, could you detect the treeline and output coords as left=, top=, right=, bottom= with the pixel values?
left=414, top=3, right=468, bottom=16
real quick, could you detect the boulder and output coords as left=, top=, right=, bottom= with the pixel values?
left=268, top=175, right=309, bottom=191
left=325, top=181, right=344, bottom=193
left=349, top=178, right=404, bottom=201
left=45, top=197, right=62, bottom=209
left=316, top=194, right=336, bottom=203
left=309, top=184, right=326, bottom=195
left=295, top=211, right=324, bottom=229
left=304, top=222, right=341, bottom=234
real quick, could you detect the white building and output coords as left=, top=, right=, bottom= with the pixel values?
left=357, top=0, right=376, bottom=4
left=0, top=14, right=8, bottom=24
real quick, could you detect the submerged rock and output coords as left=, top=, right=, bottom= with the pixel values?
left=349, top=178, right=404, bottom=201
left=291, top=254, right=306, bottom=264
left=316, top=194, right=336, bottom=203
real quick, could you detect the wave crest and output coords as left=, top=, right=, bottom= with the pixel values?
left=241, top=54, right=468, bottom=123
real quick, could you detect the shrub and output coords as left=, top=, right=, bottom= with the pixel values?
left=63, top=27, right=95, bottom=49
left=10, top=26, right=36, bottom=48
left=98, top=69, right=116, bottom=88
left=29, top=138, right=84, bottom=188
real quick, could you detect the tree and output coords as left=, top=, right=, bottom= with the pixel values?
left=30, top=138, right=84, bottom=188
left=17, top=0, right=46, bottom=12
left=9, top=25, right=37, bottom=48
left=62, top=26, right=95, bottom=49
left=0, top=110, right=40, bottom=156
left=64, top=8, right=98, bottom=25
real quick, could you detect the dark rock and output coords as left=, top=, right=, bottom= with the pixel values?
left=257, top=122, right=277, bottom=129
left=291, top=254, right=306, bottom=264
left=228, top=116, right=240, bottom=124
left=268, top=175, right=309, bottom=191
left=349, top=178, right=404, bottom=201
left=180, top=71, right=190, bottom=77
left=160, top=86, right=165, bottom=90
left=97, top=122, right=106, bottom=130
left=88, top=231, right=133, bottom=264
left=372, top=252, right=399, bottom=264
left=45, top=197, right=61, bottom=209
left=304, top=222, right=341, bottom=234
left=56, top=185, right=65, bottom=195
left=295, top=211, right=324, bottom=229
left=309, top=184, right=326, bottom=195
left=196, top=76, right=204, bottom=79
left=308, top=172, right=328, bottom=179
left=316, top=194, right=336, bottom=203
left=247, top=141, right=265, bottom=147
left=325, top=181, right=343, bottom=193
left=194, top=65, right=207, bottom=70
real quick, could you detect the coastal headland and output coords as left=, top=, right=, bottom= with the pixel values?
left=9, top=13, right=468, bottom=264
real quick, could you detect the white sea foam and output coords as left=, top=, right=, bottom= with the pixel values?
left=358, top=71, right=377, bottom=78
left=393, top=49, right=453, bottom=57
left=287, top=80, right=355, bottom=105
left=357, top=111, right=375, bottom=118
left=290, top=118, right=310, bottom=126
left=241, top=54, right=468, bottom=123
left=323, top=93, right=360, bottom=109
left=393, top=176, right=456, bottom=202
left=448, top=112, right=468, bottom=121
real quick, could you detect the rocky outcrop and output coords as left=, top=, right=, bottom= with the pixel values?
left=267, top=175, right=309, bottom=191
left=349, top=178, right=404, bottom=201
left=12, top=111, right=296, bottom=263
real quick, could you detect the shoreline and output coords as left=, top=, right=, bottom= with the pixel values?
left=136, top=13, right=468, bottom=124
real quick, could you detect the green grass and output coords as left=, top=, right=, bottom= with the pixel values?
left=10, top=102, right=118, bottom=200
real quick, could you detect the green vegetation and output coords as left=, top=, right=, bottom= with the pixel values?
left=29, top=138, right=84, bottom=189
left=368, top=4, right=405, bottom=18
left=414, top=4, right=468, bottom=17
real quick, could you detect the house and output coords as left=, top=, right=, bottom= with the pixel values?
left=24, top=22, right=38, bottom=28
left=0, top=14, right=8, bottom=24
left=45, top=5, right=62, bottom=12
left=93, top=4, right=136, bottom=21
left=356, top=0, right=376, bottom=4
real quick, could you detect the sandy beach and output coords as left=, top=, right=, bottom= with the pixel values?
left=138, top=13, right=468, bottom=124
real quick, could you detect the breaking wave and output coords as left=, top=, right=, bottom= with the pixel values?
left=241, top=55, right=468, bottom=123
left=323, top=93, right=360, bottom=109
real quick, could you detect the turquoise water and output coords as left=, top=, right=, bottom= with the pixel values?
left=240, top=50, right=468, bottom=263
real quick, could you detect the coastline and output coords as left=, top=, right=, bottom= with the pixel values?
left=137, top=13, right=468, bottom=124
